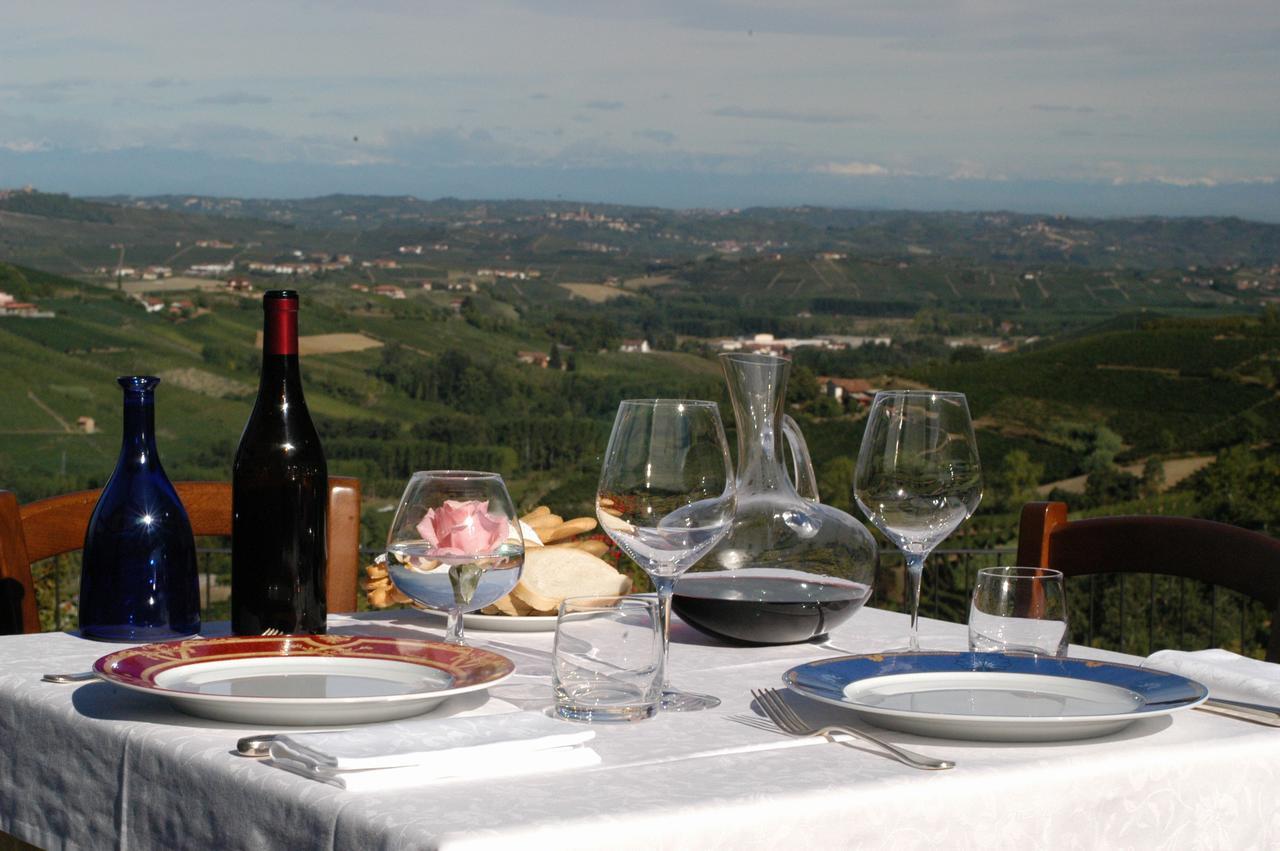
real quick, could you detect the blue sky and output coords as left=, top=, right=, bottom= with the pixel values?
left=2, top=1, right=1278, bottom=218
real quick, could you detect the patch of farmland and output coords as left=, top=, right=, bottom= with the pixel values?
left=559, top=283, right=635, bottom=302
left=156, top=368, right=254, bottom=399
left=621, top=275, right=680, bottom=289
left=120, top=277, right=226, bottom=294
left=253, top=331, right=384, bottom=355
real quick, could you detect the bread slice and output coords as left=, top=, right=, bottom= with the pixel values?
left=484, top=592, right=535, bottom=617
left=511, top=547, right=632, bottom=613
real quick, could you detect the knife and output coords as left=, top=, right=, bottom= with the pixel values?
left=1194, top=697, right=1280, bottom=727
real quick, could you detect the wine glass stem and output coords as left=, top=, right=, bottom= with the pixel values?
left=652, top=575, right=675, bottom=690
left=445, top=609, right=465, bottom=645
left=905, top=553, right=926, bottom=651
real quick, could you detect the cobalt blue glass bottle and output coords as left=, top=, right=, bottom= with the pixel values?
left=79, top=376, right=200, bottom=640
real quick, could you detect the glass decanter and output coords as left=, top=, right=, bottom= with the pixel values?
left=673, top=353, right=877, bottom=645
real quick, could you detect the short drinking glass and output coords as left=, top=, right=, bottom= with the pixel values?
left=554, top=596, right=663, bottom=723
left=968, top=567, right=1069, bottom=657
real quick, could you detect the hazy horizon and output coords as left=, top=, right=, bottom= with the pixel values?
left=3, top=1, right=1278, bottom=220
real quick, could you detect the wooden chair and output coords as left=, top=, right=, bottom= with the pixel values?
left=0, top=478, right=361, bottom=634
left=1018, top=501, right=1280, bottom=661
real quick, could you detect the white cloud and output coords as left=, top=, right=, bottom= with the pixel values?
left=711, top=106, right=875, bottom=125
left=816, top=161, right=889, bottom=177
left=1154, top=176, right=1219, bottom=188
left=947, top=162, right=1009, bottom=182
left=195, top=91, right=272, bottom=106
left=0, top=140, right=52, bottom=153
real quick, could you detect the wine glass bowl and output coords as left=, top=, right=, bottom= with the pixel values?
left=854, top=391, right=982, bottom=650
left=385, top=471, right=524, bottom=645
left=596, top=399, right=735, bottom=711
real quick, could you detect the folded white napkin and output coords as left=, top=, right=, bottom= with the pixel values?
left=1144, top=648, right=1280, bottom=705
left=519, top=521, right=543, bottom=546
left=268, top=711, right=599, bottom=792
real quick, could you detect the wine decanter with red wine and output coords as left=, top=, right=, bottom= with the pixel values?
left=673, top=353, right=877, bottom=645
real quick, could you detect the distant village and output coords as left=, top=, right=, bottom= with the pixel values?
left=5, top=229, right=1257, bottom=364
left=5, top=197, right=1279, bottom=354
left=0, top=291, right=53, bottom=319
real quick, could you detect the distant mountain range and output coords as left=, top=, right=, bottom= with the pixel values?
left=3, top=190, right=1279, bottom=276
left=2, top=145, right=1278, bottom=223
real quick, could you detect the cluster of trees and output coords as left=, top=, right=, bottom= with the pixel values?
left=543, top=311, right=622, bottom=353
left=0, top=264, right=34, bottom=300
left=201, top=344, right=259, bottom=376
left=0, top=191, right=114, bottom=223
left=325, top=437, right=518, bottom=482
left=374, top=346, right=518, bottom=415
left=790, top=339, right=951, bottom=378
left=1190, top=446, right=1280, bottom=533
left=410, top=414, right=608, bottom=472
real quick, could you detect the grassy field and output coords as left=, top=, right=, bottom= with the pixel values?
left=120, top=277, right=226, bottom=294
left=558, top=282, right=634, bottom=302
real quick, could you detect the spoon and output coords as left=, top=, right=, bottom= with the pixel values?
left=42, top=671, right=97, bottom=684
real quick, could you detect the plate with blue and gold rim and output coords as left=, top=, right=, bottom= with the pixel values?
left=783, top=652, right=1208, bottom=742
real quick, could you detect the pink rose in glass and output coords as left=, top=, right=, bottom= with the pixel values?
left=416, top=499, right=508, bottom=555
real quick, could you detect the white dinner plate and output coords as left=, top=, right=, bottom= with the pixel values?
left=94, top=634, right=515, bottom=726
left=783, top=652, right=1208, bottom=742
left=416, top=610, right=559, bottom=633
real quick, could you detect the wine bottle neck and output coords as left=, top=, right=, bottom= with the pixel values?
left=258, top=291, right=305, bottom=403
left=118, top=388, right=160, bottom=468
left=255, top=354, right=306, bottom=401
left=263, top=303, right=298, bottom=356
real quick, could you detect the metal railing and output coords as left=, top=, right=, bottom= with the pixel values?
left=30, top=546, right=1270, bottom=658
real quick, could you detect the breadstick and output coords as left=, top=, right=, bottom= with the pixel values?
left=526, top=514, right=563, bottom=532
left=542, top=517, right=598, bottom=543
left=569, top=539, right=610, bottom=557
left=521, top=506, right=551, bottom=522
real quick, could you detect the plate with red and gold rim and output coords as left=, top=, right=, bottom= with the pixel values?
left=93, top=634, right=515, bottom=725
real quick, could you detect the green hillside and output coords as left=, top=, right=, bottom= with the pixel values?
left=0, top=262, right=729, bottom=512
left=5, top=257, right=1278, bottom=516
left=2, top=194, right=1278, bottom=652
left=914, top=322, right=1279, bottom=457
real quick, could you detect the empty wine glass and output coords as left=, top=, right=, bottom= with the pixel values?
left=596, top=400, right=736, bottom=711
left=854, top=391, right=982, bottom=651
left=385, top=471, right=524, bottom=645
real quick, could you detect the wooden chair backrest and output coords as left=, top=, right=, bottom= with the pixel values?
left=0, top=477, right=360, bottom=634
left=1017, top=501, right=1280, bottom=661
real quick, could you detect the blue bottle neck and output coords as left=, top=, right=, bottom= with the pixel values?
left=118, top=388, right=161, bottom=470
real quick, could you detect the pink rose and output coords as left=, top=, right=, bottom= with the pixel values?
left=416, top=499, right=508, bottom=555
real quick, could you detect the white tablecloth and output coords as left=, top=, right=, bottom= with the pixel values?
left=1, top=607, right=1278, bottom=851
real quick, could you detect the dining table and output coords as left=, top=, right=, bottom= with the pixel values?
left=0, top=605, right=1277, bottom=851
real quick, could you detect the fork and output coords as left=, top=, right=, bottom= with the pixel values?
left=750, top=688, right=955, bottom=771
left=42, top=628, right=290, bottom=685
